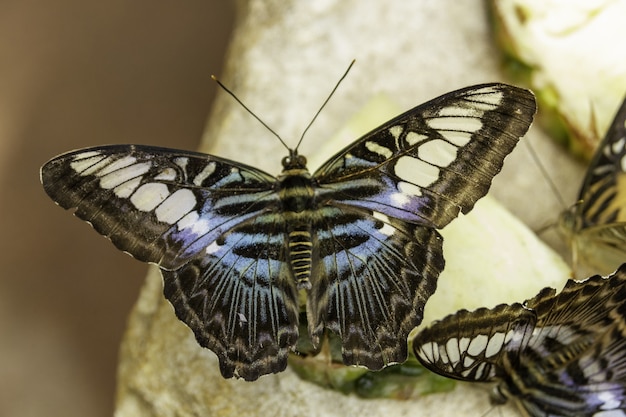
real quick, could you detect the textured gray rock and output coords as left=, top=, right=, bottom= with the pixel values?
left=114, top=1, right=580, bottom=416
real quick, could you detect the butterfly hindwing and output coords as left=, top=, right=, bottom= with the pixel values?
left=41, top=83, right=536, bottom=381
left=307, top=207, right=443, bottom=369
left=414, top=264, right=626, bottom=416
left=162, top=212, right=299, bottom=380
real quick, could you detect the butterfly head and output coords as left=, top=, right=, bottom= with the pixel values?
left=282, top=149, right=308, bottom=171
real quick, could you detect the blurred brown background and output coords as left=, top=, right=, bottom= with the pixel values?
left=0, top=2, right=234, bottom=416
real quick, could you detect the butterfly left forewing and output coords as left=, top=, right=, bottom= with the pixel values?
left=41, top=145, right=279, bottom=269
left=413, top=303, right=536, bottom=382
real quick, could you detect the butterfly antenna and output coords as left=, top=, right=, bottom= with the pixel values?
left=294, top=59, right=356, bottom=153
left=211, top=75, right=291, bottom=151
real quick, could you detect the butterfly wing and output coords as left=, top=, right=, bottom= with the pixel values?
left=309, top=83, right=536, bottom=369
left=313, top=83, right=537, bottom=227
left=306, top=206, right=444, bottom=369
left=561, top=96, right=626, bottom=273
left=41, top=145, right=299, bottom=380
left=413, top=303, right=537, bottom=382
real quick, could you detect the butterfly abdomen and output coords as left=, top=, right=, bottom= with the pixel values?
left=288, top=229, right=313, bottom=290
left=277, top=168, right=317, bottom=289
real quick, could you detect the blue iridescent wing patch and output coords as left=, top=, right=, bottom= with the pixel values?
left=413, top=263, right=626, bottom=416
left=560, top=96, right=626, bottom=274
left=41, top=83, right=536, bottom=381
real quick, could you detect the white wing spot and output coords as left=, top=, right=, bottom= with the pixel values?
left=471, top=88, right=504, bottom=110
left=459, top=337, right=470, bottom=352
left=99, top=162, right=151, bottom=189
left=441, top=130, right=474, bottom=147
left=155, top=189, right=197, bottom=224
left=419, top=342, right=435, bottom=363
left=397, top=181, right=422, bottom=197
left=71, top=155, right=112, bottom=176
left=405, top=131, right=429, bottom=146
left=395, top=156, right=439, bottom=188
left=611, top=136, right=625, bottom=155
left=467, top=334, right=488, bottom=356
left=445, top=338, right=461, bottom=364
left=177, top=211, right=211, bottom=236
left=174, top=157, right=189, bottom=172
left=463, top=356, right=475, bottom=368
left=372, top=211, right=395, bottom=236
left=388, top=125, right=403, bottom=140
left=113, top=176, right=142, bottom=198
left=177, top=211, right=198, bottom=230
left=154, top=167, right=177, bottom=181
left=427, top=116, right=483, bottom=133
left=438, top=106, right=481, bottom=118
left=438, top=345, right=449, bottom=364
left=365, top=140, right=393, bottom=159
left=193, top=162, right=216, bottom=186
left=130, top=183, right=170, bottom=211
left=205, top=240, right=222, bottom=255
left=474, top=362, right=487, bottom=379
left=97, top=156, right=138, bottom=176
left=598, top=390, right=621, bottom=410
left=418, top=139, right=457, bottom=168
left=621, top=154, right=626, bottom=173
left=485, top=332, right=505, bottom=358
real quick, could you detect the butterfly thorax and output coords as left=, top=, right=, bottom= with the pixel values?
left=277, top=154, right=317, bottom=290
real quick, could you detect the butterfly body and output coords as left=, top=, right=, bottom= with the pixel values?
left=414, top=264, right=626, bottom=416
left=41, top=83, right=536, bottom=381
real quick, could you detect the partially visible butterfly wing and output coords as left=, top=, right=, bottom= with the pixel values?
left=509, top=266, right=626, bottom=416
left=41, top=145, right=300, bottom=380
left=306, top=206, right=444, bottom=369
left=413, top=303, right=537, bottom=382
left=313, top=83, right=537, bottom=228
left=415, top=265, right=626, bottom=416
left=561, top=96, right=626, bottom=273
left=524, top=268, right=626, bottom=346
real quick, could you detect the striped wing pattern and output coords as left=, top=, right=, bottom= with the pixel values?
left=413, top=264, right=626, bottom=416
left=41, top=83, right=535, bottom=381
left=560, top=96, right=626, bottom=273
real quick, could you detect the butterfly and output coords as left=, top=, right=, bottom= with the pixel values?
left=40, top=82, right=536, bottom=381
left=413, top=263, right=626, bottom=417
left=560, top=95, right=626, bottom=275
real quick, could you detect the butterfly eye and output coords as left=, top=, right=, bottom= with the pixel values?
left=281, top=154, right=307, bottom=170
